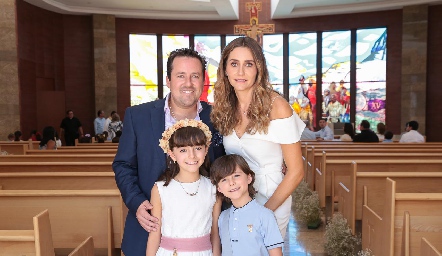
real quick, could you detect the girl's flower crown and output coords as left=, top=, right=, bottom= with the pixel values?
left=159, top=119, right=212, bottom=153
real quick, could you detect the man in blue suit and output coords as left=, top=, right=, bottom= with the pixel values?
left=113, top=48, right=224, bottom=255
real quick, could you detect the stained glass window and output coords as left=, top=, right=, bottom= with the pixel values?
left=355, top=28, right=387, bottom=131
left=262, top=34, right=284, bottom=93
left=194, top=36, right=221, bottom=103
left=162, top=35, right=190, bottom=97
left=288, top=33, right=317, bottom=128
left=321, top=31, right=351, bottom=124
left=129, top=34, right=158, bottom=106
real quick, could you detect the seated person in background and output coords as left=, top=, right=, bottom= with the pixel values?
left=7, top=133, right=14, bottom=141
left=30, top=130, right=38, bottom=141
left=353, top=120, right=379, bottom=142
left=96, top=133, right=106, bottom=143
left=112, top=130, right=122, bottom=143
left=14, top=130, right=22, bottom=141
left=79, top=135, right=92, bottom=143
left=35, top=132, right=42, bottom=141
left=340, top=123, right=355, bottom=141
left=300, top=120, right=316, bottom=140
left=314, top=118, right=334, bottom=141
left=376, top=122, right=386, bottom=142
left=54, top=131, right=62, bottom=147
left=383, top=131, right=394, bottom=143
left=399, top=120, right=425, bottom=143
left=39, top=126, right=57, bottom=150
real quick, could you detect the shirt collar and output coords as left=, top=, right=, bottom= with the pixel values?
left=164, top=93, right=203, bottom=115
left=164, top=93, right=203, bottom=129
left=231, top=199, right=255, bottom=212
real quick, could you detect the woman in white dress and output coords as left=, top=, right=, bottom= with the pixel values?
left=211, top=37, right=305, bottom=237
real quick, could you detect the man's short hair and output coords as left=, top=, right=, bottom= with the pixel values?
left=360, top=120, right=370, bottom=129
left=166, top=48, right=206, bottom=82
left=384, top=131, right=393, bottom=140
left=408, top=120, right=419, bottom=130
left=97, top=110, right=103, bottom=116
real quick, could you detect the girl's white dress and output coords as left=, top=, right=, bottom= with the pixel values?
left=155, top=176, right=216, bottom=256
left=223, top=113, right=304, bottom=237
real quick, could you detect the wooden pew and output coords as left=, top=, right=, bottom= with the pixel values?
left=26, top=149, right=117, bottom=155
left=0, top=144, right=28, bottom=155
left=59, top=145, right=118, bottom=150
left=305, top=144, right=442, bottom=167
left=307, top=151, right=442, bottom=190
left=362, top=178, right=442, bottom=256
left=421, top=238, right=442, bottom=256
left=0, top=209, right=55, bottom=256
left=304, top=143, right=442, bottom=174
left=0, top=154, right=115, bottom=162
left=315, top=159, right=442, bottom=207
left=0, top=189, right=123, bottom=255
left=0, top=172, right=116, bottom=190
left=336, top=162, right=442, bottom=233
left=0, top=162, right=112, bottom=172
left=68, top=236, right=94, bottom=256
left=401, top=212, right=442, bottom=256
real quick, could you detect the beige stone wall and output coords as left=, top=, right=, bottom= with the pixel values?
left=93, top=14, right=117, bottom=116
left=401, top=5, right=428, bottom=134
left=0, top=0, right=20, bottom=141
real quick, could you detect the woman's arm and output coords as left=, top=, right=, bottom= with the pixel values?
left=211, top=197, right=222, bottom=256
left=265, top=96, right=304, bottom=211
left=146, top=184, right=162, bottom=256
left=265, top=142, right=303, bottom=211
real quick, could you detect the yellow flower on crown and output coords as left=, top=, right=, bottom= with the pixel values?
left=159, top=119, right=212, bottom=153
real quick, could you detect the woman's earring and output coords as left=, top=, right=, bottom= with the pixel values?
left=225, top=72, right=228, bottom=77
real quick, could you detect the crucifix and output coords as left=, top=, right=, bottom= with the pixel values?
left=234, top=0, right=275, bottom=46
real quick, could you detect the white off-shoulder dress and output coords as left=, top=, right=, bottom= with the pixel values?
left=223, top=113, right=305, bottom=237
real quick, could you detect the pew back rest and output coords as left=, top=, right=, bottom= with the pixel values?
left=68, top=236, right=94, bottom=256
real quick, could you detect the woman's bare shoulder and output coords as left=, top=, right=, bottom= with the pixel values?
left=270, top=93, right=293, bottom=120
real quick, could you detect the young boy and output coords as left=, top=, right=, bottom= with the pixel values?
left=211, top=154, right=283, bottom=256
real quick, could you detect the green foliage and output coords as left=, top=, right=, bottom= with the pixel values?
left=324, top=213, right=361, bottom=256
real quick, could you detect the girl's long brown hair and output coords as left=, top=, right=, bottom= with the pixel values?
left=211, top=37, right=276, bottom=136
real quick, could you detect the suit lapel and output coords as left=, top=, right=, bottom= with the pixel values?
left=151, top=99, right=166, bottom=146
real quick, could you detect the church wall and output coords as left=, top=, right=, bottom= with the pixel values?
left=427, top=5, right=442, bottom=142
left=16, top=0, right=95, bottom=139
left=15, top=1, right=442, bottom=141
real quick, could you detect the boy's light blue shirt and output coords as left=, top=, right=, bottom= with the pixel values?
left=218, top=199, right=283, bottom=256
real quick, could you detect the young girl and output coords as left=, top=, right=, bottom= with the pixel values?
left=211, top=154, right=283, bottom=256
left=146, top=119, right=222, bottom=256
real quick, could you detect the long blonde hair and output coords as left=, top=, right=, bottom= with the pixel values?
left=210, top=37, right=275, bottom=136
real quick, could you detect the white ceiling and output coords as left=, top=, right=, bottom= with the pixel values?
left=24, top=0, right=442, bottom=20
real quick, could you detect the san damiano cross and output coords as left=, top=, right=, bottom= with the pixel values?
left=234, top=1, right=275, bottom=46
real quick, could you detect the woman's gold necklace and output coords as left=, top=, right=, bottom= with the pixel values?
left=175, top=178, right=201, bottom=196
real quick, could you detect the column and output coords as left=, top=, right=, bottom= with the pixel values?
left=401, top=5, right=428, bottom=134
left=0, top=0, right=20, bottom=140
left=93, top=14, right=117, bottom=115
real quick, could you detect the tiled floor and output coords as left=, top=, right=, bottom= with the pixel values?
left=283, top=213, right=327, bottom=255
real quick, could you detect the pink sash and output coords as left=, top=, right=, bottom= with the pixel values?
left=160, top=234, right=212, bottom=252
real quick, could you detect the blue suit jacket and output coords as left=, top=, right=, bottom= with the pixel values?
left=112, top=99, right=224, bottom=256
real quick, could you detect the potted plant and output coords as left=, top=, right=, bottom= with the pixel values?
left=292, top=181, right=322, bottom=229
left=324, top=213, right=361, bottom=256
